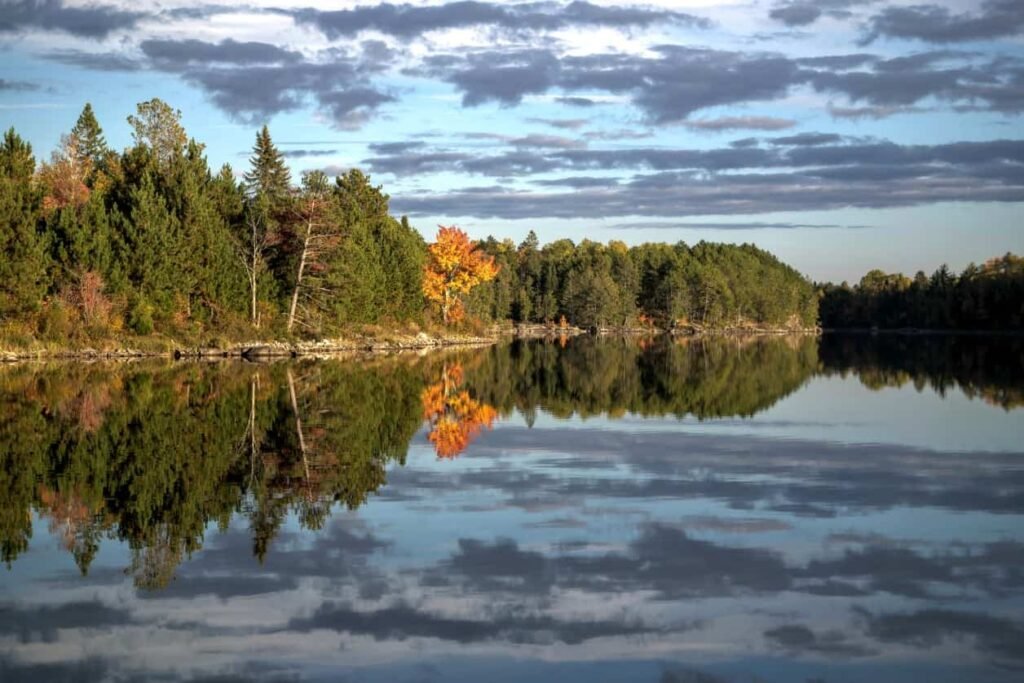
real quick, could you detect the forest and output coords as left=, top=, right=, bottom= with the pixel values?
left=0, top=99, right=819, bottom=350
left=819, top=255, right=1024, bottom=331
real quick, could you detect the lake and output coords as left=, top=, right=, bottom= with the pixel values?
left=1, top=335, right=1023, bottom=683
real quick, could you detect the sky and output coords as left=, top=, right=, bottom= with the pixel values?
left=0, top=0, right=1022, bottom=282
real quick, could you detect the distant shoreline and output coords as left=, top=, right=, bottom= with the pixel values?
left=821, top=328, right=1024, bottom=336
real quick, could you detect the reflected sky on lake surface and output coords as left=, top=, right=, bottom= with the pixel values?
left=1, top=336, right=1023, bottom=682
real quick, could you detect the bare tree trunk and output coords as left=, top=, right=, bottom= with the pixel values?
left=287, top=368, right=310, bottom=483
left=250, top=220, right=259, bottom=328
left=287, top=219, right=312, bottom=333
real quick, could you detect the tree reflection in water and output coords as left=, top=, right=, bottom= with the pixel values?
left=1, top=334, right=1020, bottom=587
left=422, top=362, right=498, bottom=459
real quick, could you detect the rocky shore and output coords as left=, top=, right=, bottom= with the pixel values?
left=0, top=332, right=497, bottom=363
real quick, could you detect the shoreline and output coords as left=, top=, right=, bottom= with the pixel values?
left=10, top=325, right=1013, bottom=363
left=0, top=332, right=499, bottom=363
left=821, top=328, right=1024, bottom=336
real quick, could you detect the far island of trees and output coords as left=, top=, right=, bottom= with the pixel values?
left=0, top=98, right=1020, bottom=350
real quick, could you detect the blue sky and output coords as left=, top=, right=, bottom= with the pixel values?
left=1, top=0, right=1022, bottom=281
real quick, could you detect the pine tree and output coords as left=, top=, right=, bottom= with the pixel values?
left=244, top=125, right=291, bottom=199
left=0, top=129, right=49, bottom=316
left=70, top=103, right=108, bottom=166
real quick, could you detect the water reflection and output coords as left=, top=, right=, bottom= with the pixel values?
left=1, top=335, right=1022, bottom=682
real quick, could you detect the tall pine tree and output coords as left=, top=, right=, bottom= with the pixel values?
left=0, top=129, right=49, bottom=316
left=244, top=126, right=290, bottom=199
left=70, top=103, right=108, bottom=167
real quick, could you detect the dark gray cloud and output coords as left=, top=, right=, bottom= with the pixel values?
left=534, top=176, right=620, bottom=188
left=770, top=0, right=879, bottom=28
left=431, top=523, right=791, bottom=600
left=861, top=608, right=1024, bottom=663
left=418, top=45, right=1024, bottom=122
left=764, top=624, right=875, bottom=657
left=286, top=600, right=660, bottom=644
left=280, top=149, right=339, bottom=158
left=510, top=133, right=587, bottom=149
left=863, top=0, right=1024, bottom=44
left=0, top=78, right=38, bottom=92
left=0, top=601, right=136, bottom=642
left=367, top=140, right=426, bottom=155
left=684, top=116, right=796, bottom=132
left=144, top=43, right=394, bottom=128
left=41, top=49, right=143, bottom=72
left=288, top=1, right=707, bottom=40
left=525, top=117, right=589, bottom=130
left=768, top=132, right=843, bottom=146
left=0, top=657, right=109, bottom=683
left=556, top=96, right=600, bottom=107
left=827, top=103, right=928, bottom=119
left=369, top=132, right=1024, bottom=219
left=140, top=39, right=303, bottom=66
left=389, top=425, right=1024, bottom=518
left=0, top=0, right=142, bottom=38
left=769, top=3, right=822, bottom=27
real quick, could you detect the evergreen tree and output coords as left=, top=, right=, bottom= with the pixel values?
left=243, top=125, right=291, bottom=199
left=70, top=103, right=108, bottom=167
left=0, top=129, right=49, bottom=316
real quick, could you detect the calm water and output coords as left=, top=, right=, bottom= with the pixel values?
left=1, top=336, right=1023, bottom=683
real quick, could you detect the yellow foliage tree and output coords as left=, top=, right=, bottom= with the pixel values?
left=423, top=225, right=499, bottom=324
left=421, top=363, right=497, bottom=458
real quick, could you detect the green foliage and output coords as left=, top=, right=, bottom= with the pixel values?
left=70, top=103, right=108, bottom=168
left=820, top=254, right=1024, bottom=330
left=0, top=128, right=50, bottom=316
left=470, top=236, right=817, bottom=329
left=243, top=125, right=291, bottom=200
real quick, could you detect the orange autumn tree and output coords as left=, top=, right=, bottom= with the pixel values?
left=423, top=226, right=499, bottom=324
left=421, top=362, right=498, bottom=458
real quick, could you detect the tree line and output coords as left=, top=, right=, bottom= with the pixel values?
left=819, top=254, right=1024, bottom=331
left=0, top=98, right=820, bottom=347
left=465, top=234, right=819, bottom=329
left=0, top=99, right=425, bottom=344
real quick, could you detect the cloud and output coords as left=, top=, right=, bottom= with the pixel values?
left=140, top=39, right=303, bottom=67
left=0, top=0, right=142, bottom=38
left=770, top=0, right=880, bottom=28
left=288, top=1, right=707, bottom=40
left=41, top=49, right=143, bottom=72
left=280, top=149, right=339, bottom=158
left=139, top=41, right=395, bottom=128
left=421, top=45, right=1023, bottom=123
left=861, top=608, right=1024, bottom=663
left=534, top=176, right=620, bottom=188
left=0, top=601, right=136, bottom=641
left=525, top=117, right=589, bottom=130
left=769, top=3, right=822, bottom=27
left=684, top=116, right=797, bottom=132
left=510, top=133, right=587, bottom=149
left=379, top=133, right=1024, bottom=217
left=286, top=600, right=660, bottom=644
left=556, top=96, right=600, bottom=107
left=0, top=78, right=38, bottom=92
left=764, top=624, right=875, bottom=657
left=367, top=140, right=426, bottom=155
left=827, top=103, right=928, bottom=119
left=768, top=132, right=843, bottom=146
left=862, top=0, right=1024, bottom=44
